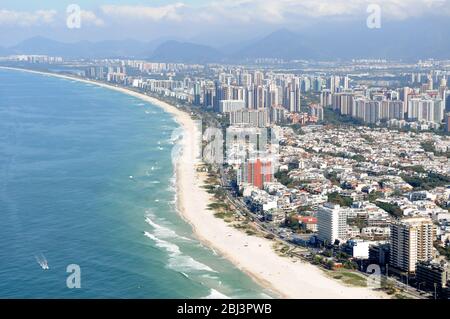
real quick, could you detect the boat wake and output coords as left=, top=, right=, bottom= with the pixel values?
left=35, top=254, right=49, bottom=270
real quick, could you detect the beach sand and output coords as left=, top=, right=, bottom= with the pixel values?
left=0, top=67, right=388, bottom=299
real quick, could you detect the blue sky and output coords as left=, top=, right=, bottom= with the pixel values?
left=1, top=0, right=207, bottom=10
left=1, top=0, right=450, bottom=47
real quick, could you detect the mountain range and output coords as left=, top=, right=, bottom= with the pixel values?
left=1, top=22, right=450, bottom=62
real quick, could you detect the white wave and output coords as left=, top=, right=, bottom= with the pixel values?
left=168, top=256, right=216, bottom=273
left=203, top=289, right=231, bottom=299
left=145, top=216, right=192, bottom=241
left=144, top=231, right=216, bottom=273
left=144, top=232, right=180, bottom=255
left=259, top=293, right=274, bottom=299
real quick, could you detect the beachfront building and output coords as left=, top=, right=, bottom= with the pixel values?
left=239, top=158, right=274, bottom=190
left=317, top=203, right=348, bottom=245
left=416, top=260, right=448, bottom=292
left=389, top=217, right=434, bottom=273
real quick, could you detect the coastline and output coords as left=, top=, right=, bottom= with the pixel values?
left=0, top=66, right=388, bottom=299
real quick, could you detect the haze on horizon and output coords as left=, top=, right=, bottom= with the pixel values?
left=0, top=0, right=449, bottom=46
left=1, top=0, right=450, bottom=62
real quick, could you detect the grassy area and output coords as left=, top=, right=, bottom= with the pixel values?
left=207, top=202, right=229, bottom=210
left=332, top=271, right=367, bottom=287
left=273, top=242, right=290, bottom=257
left=213, top=211, right=235, bottom=222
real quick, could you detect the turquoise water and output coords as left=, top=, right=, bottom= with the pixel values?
left=0, top=69, right=269, bottom=298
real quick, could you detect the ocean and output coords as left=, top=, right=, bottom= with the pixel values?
left=0, top=69, right=270, bottom=298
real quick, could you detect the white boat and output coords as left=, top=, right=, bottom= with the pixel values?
left=35, top=254, right=50, bottom=270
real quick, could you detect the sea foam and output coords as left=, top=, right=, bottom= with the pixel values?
left=144, top=231, right=216, bottom=273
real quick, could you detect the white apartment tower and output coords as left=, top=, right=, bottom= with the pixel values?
left=317, top=203, right=348, bottom=244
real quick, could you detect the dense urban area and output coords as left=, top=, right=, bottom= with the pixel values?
left=2, top=54, right=449, bottom=299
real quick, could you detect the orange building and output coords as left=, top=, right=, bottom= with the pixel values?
left=241, top=158, right=273, bottom=189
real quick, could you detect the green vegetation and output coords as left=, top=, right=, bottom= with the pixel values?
left=351, top=154, right=366, bottom=162
left=312, top=255, right=323, bottom=265
left=328, top=192, right=353, bottom=207
left=323, top=108, right=365, bottom=126
left=324, top=171, right=340, bottom=185
left=434, top=241, right=450, bottom=261
left=273, top=242, right=290, bottom=256
left=274, top=170, right=294, bottom=187
left=291, top=124, right=305, bottom=135
left=332, top=271, right=367, bottom=287
left=421, top=141, right=450, bottom=158
left=284, top=213, right=300, bottom=231
left=326, top=260, right=335, bottom=270
left=368, top=191, right=384, bottom=202
left=361, top=134, right=375, bottom=143
left=402, top=165, right=426, bottom=174
left=401, top=172, right=450, bottom=190
left=297, top=206, right=312, bottom=213
left=376, top=201, right=403, bottom=218
left=381, top=279, right=398, bottom=295
left=207, top=202, right=229, bottom=210
left=245, top=230, right=256, bottom=236
left=348, top=217, right=367, bottom=229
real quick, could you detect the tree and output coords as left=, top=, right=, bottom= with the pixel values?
left=328, top=192, right=353, bottom=207
left=327, top=260, right=335, bottom=270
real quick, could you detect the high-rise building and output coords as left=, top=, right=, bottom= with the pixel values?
left=445, top=90, right=450, bottom=112
left=240, top=158, right=273, bottom=190
left=219, top=100, right=246, bottom=113
left=416, top=260, right=448, bottom=293
left=317, top=203, right=348, bottom=244
left=389, top=217, right=434, bottom=273
left=320, top=89, right=332, bottom=107
left=445, top=113, right=450, bottom=133
left=408, top=97, right=445, bottom=124
left=332, top=93, right=354, bottom=115
left=229, top=109, right=270, bottom=127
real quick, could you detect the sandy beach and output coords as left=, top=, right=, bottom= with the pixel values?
left=0, top=66, right=388, bottom=299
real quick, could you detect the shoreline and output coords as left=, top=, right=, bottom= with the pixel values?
left=0, top=66, right=388, bottom=299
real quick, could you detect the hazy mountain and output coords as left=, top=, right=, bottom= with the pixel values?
left=8, top=36, right=161, bottom=59
left=233, top=29, right=322, bottom=60
left=3, top=20, right=450, bottom=62
left=151, top=40, right=224, bottom=63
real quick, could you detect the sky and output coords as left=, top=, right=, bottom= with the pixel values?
left=1, top=0, right=450, bottom=47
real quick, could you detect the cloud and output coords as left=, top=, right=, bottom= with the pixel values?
left=81, top=10, right=105, bottom=27
left=0, top=9, right=57, bottom=27
left=191, top=0, right=450, bottom=24
left=100, top=3, right=186, bottom=22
